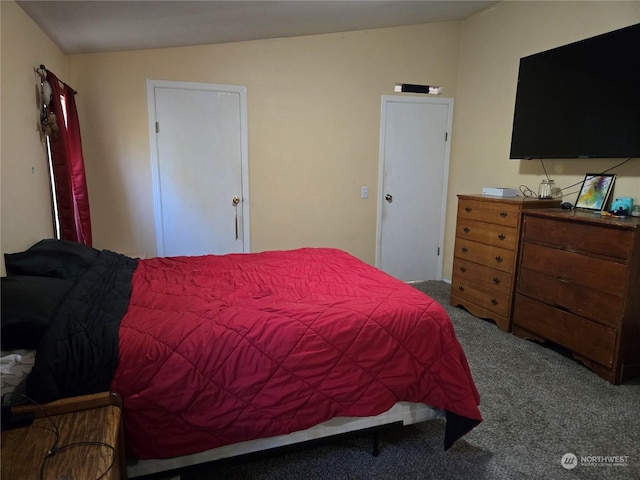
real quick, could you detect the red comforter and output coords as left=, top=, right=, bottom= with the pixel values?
left=111, top=248, right=481, bottom=459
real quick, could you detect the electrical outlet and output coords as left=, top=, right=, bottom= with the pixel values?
left=361, top=186, right=368, bottom=199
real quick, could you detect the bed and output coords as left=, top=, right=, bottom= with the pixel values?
left=2, top=239, right=482, bottom=478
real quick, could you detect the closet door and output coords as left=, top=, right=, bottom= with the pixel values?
left=147, top=80, right=250, bottom=257
left=376, top=96, right=452, bottom=281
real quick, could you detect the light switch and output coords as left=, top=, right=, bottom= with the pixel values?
left=361, top=186, right=368, bottom=199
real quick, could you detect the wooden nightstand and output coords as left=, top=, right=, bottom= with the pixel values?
left=1, top=392, right=126, bottom=479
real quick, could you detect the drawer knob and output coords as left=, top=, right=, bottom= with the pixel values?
left=495, top=255, right=503, bottom=263
left=500, top=211, right=508, bottom=218
left=460, top=266, right=467, bottom=273
left=458, top=285, right=465, bottom=292
left=463, top=227, right=470, bottom=233
left=491, top=298, right=499, bottom=306
left=493, top=277, right=501, bottom=284
left=461, top=247, right=468, bottom=254
left=497, top=233, right=506, bottom=241
left=465, top=207, right=472, bottom=213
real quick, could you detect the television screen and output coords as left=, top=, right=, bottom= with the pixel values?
left=509, top=23, right=640, bottom=160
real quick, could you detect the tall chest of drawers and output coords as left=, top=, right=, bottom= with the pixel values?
left=512, top=209, right=640, bottom=384
left=450, top=194, right=560, bottom=332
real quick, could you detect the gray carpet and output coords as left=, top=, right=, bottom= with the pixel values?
left=184, top=281, right=640, bottom=480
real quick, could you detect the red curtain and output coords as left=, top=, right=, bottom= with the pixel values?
left=45, top=70, right=92, bottom=246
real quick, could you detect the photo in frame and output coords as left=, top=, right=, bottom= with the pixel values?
left=574, top=173, right=616, bottom=211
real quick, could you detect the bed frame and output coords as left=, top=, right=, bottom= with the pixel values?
left=127, top=401, right=444, bottom=479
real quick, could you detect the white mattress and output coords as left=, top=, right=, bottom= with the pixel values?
left=128, top=401, right=444, bottom=478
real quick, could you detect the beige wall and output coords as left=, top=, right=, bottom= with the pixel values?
left=2, top=0, right=639, bottom=280
left=67, top=22, right=462, bottom=262
left=445, top=1, right=640, bottom=279
left=0, top=1, right=68, bottom=274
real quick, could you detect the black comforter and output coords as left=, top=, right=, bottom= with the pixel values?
left=27, top=250, right=138, bottom=402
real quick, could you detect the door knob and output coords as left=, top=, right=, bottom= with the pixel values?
left=232, top=196, right=240, bottom=206
left=385, top=194, right=393, bottom=203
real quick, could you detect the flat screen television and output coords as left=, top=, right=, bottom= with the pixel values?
left=509, top=23, right=640, bottom=160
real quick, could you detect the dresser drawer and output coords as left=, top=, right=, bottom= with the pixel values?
left=451, top=278, right=511, bottom=318
left=520, top=242, right=627, bottom=296
left=457, top=199, right=520, bottom=228
left=523, top=215, right=634, bottom=261
left=453, top=238, right=515, bottom=273
left=517, top=267, right=624, bottom=327
left=513, top=294, right=616, bottom=368
left=455, top=218, right=518, bottom=250
left=452, top=257, right=512, bottom=296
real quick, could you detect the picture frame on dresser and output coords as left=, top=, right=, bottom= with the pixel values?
left=574, top=173, right=616, bottom=211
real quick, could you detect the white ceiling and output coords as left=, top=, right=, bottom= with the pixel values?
left=17, top=1, right=499, bottom=55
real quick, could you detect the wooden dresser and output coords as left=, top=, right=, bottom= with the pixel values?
left=450, top=194, right=560, bottom=331
left=1, top=392, right=127, bottom=479
left=513, top=209, right=640, bottom=384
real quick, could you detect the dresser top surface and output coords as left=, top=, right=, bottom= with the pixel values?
left=525, top=208, right=640, bottom=229
left=457, top=194, right=561, bottom=207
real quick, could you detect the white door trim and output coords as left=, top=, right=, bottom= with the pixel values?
left=146, top=79, right=250, bottom=256
left=375, top=95, right=452, bottom=281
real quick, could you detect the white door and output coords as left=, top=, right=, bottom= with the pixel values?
left=376, top=96, right=452, bottom=282
left=147, top=80, right=250, bottom=257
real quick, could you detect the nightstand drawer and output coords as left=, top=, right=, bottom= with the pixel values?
left=513, top=294, right=616, bottom=368
left=457, top=199, right=520, bottom=228
left=452, top=257, right=512, bottom=296
left=1, top=393, right=125, bottom=480
left=455, top=218, right=518, bottom=250
left=454, top=238, right=515, bottom=273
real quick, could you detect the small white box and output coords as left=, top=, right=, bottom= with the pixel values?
left=482, top=187, right=517, bottom=197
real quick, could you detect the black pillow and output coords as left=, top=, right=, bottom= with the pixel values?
left=4, top=239, right=99, bottom=280
left=1, top=276, right=73, bottom=350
